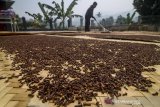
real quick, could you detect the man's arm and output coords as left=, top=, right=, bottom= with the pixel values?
left=92, top=16, right=96, bottom=20
left=90, top=8, right=96, bottom=20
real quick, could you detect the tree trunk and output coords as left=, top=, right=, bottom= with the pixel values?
left=22, top=17, right=27, bottom=31
left=49, top=18, right=53, bottom=30
left=68, top=17, right=72, bottom=28
left=80, top=17, right=83, bottom=27
left=62, top=18, right=65, bottom=30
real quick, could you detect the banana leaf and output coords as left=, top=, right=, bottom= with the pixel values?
left=65, top=0, right=78, bottom=17
left=25, top=12, right=37, bottom=19
left=42, top=3, right=57, bottom=13
left=38, top=2, right=49, bottom=21
left=52, top=1, right=61, bottom=12
left=131, top=10, right=136, bottom=21
left=71, top=14, right=83, bottom=18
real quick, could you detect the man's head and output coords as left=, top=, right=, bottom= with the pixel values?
left=92, top=2, right=97, bottom=8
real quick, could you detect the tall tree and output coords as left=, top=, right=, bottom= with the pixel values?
left=116, top=15, right=126, bottom=25
left=100, top=16, right=114, bottom=26
left=133, top=0, right=160, bottom=16
left=107, top=16, right=114, bottom=26
left=152, top=0, right=160, bottom=15
left=133, top=0, right=160, bottom=24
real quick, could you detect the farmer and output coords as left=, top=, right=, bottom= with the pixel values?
left=85, top=2, right=97, bottom=32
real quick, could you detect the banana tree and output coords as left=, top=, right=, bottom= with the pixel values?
left=126, top=10, right=137, bottom=25
left=38, top=2, right=53, bottom=29
left=25, top=2, right=53, bottom=29
left=42, top=0, right=79, bottom=29
left=25, top=12, right=44, bottom=27
left=41, top=2, right=61, bottom=29
left=25, top=12, right=42, bottom=22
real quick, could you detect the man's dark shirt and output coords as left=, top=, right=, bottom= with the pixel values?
left=85, top=5, right=94, bottom=18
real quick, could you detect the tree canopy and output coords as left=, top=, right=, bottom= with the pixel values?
left=100, top=16, right=114, bottom=26
left=133, top=0, right=160, bottom=16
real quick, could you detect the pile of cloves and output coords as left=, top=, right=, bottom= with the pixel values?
left=85, top=34, right=160, bottom=43
left=0, top=76, right=6, bottom=80
left=0, top=35, right=160, bottom=106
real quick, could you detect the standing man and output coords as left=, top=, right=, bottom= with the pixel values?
left=85, top=2, right=97, bottom=32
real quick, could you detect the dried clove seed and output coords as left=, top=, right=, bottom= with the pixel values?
left=152, top=92, right=158, bottom=96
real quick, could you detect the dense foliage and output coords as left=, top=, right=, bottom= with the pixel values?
left=133, top=0, right=160, bottom=24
